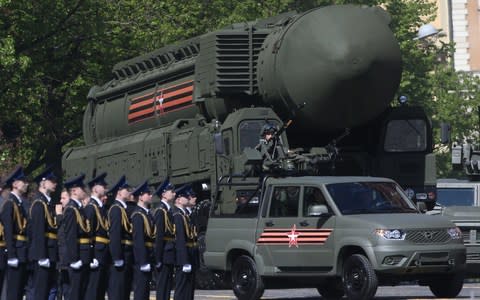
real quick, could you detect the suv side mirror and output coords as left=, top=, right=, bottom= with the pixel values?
left=440, top=122, right=451, bottom=144
left=308, top=204, right=330, bottom=216
left=214, top=133, right=224, bottom=154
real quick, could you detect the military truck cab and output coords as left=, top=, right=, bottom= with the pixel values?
left=204, top=176, right=466, bottom=300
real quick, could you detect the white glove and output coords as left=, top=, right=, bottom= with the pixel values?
left=90, top=258, right=99, bottom=269
left=156, top=262, right=162, bottom=269
left=140, top=264, right=151, bottom=272
left=114, top=260, right=124, bottom=267
left=7, top=258, right=19, bottom=268
left=182, top=264, right=192, bottom=273
left=38, top=258, right=51, bottom=268
left=69, top=260, right=83, bottom=270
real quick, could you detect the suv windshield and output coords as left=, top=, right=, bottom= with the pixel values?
left=326, top=182, right=417, bottom=215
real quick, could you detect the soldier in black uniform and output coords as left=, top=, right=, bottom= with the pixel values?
left=84, top=173, right=109, bottom=300
left=107, top=175, right=133, bottom=300
left=130, top=181, right=154, bottom=300
left=62, top=174, right=91, bottom=300
left=173, top=185, right=198, bottom=300
left=28, top=167, right=58, bottom=299
left=153, top=178, right=176, bottom=300
left=0, top=178, right=7, bottom=298
left=0, top=166, right=29, bottom=300
left=255, top=124, right=286, bottom=172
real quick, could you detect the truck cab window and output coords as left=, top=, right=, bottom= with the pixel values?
left=269, top=186, right=299, bottom=217
left=384, top=119, right=426, bottom=152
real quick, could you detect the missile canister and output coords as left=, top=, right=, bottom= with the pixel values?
left=83, top=5, right=401, bottom=145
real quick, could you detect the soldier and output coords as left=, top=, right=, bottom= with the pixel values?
left=107, top=175, right=133, bottom=300
left=131, top=181, right=154, bottom=300
left=29, top=167, right=58, bottom=300
left=62, top=174, right=91, bottom=300
left=255, top=124, right=286, bottom=171
left=0, top=178, right=6, bottom=298
left=173, top=185, right=198, bottom=300
left=0, top=166, right=29, bottom=300
left=153, top=178, right=176, bottom=300
left=56, top=188, right=70, bottom=299
left=84, top=173, right=109, bottom=300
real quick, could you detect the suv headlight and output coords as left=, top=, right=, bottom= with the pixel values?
left=447, top=227, right=462, bottom=240
left=376, top=229, right=406, bottom=240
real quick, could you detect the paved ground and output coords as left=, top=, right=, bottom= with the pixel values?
left=184, top=283, right=480, bottom=299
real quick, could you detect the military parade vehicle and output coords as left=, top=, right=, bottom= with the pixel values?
left=62, top=4, right=441, bottom=289
left=204, top=176, right=465, bottom=299
left=431, top=136, right=480, bottom=277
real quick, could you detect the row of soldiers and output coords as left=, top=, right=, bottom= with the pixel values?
left=0, top=166, right=199, bottom=300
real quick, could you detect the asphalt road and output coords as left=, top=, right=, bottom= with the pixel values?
left=188, top=283, right=480, bottom=299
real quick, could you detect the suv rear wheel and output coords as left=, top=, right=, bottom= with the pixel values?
left=231, top=255, right=264, bottom=300
left=342, top=254, right=378, bottom=300
left=428, top=272, right=464, bottom=298
left=317, top=277, right=344, bottom=299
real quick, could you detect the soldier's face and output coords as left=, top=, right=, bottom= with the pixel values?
left=188, top=195, right=197, bottom=207
left=176, top=195, right=188, bottom=207
left=73, top=187, right=87, bottom=201
left=163, top=190, right=175, bottom=202
left=93, top=185, right=106, bottom=197
left=117, top=188, right=130, bottom=201
left=140, top=192, right=152, bottom=204
left=13, top=180, right=28, bottom=193
left=60, top=191, right=70, bottom=207
left=43, top=180, right=57, bottom=193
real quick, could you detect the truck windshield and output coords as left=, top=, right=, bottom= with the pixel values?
left=384, top=119, right=427, bottom=152
left=326, top=182, right=417, bottom=215
left=436, top=188, right=474, bottom=207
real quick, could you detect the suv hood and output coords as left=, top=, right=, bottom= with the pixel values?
left=339, top=213, right=454, bottom=229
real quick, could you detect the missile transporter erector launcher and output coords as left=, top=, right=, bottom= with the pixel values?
left=63, top=4, right=437, bottom=288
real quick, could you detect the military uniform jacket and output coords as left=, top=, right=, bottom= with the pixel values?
left=108, top=200, right=133, bottom=262
left=28, top=192, right=58, bottom=262
left=63, top=199, right=91, bottom=264
left=131, top=206, right=154, bottom=266
left=84, top=198, right=110, bottom=264
left=173, top=207, right=198, bottom=266
left=0, top=193, right=28, bottom=262
left=153, top=201, right=175, bottom=265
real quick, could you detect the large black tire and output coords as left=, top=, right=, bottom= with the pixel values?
left=342, top=254, right=378, bottom=300
left=231, top=255, right=265, bottom=300
left=317, top=277, right=345, bottom=299
left=428, top=272, right=464, bottom=298
left=195, top=232, right=228, bottom=289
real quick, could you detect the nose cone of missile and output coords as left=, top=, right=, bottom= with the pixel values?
left=261, top=5, right=402, bottom=133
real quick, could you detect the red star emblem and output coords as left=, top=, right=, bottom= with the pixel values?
left=287, top=224, right=300, bottom=248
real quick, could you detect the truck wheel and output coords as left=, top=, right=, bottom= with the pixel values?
left=196, top=232, right=227, bottom=289
left=342, top=254, right=378, bottom=300
left=231, top=255, right=264, bottom=300
left=317, top=278, right=345, bottom=299
left=428, top=272, right=464, bottom=298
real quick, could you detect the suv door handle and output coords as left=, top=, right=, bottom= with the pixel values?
left=265, top=221, right=274, bottom=227
left=299, top=220, right=309, bottom=227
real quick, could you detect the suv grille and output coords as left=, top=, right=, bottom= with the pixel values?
left=405, top=229, right=450, bottom=244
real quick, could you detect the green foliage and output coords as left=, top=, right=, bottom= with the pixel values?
left=0, top=0, right=479, bottom=181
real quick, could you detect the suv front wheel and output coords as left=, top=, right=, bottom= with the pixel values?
left=342, top=254, right=378, bottom=300
left=231, top=255, right=265, bottom=300
left=428, top=272, right=464, bottom=298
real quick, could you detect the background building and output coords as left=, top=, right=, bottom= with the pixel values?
left=432, top=0, right=480, bottom=74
